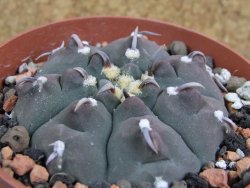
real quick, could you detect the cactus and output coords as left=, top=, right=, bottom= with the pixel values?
left=12, top=28, right=232, bottom=184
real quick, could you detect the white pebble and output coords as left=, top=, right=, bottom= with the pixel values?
left=231, top=101, right=243, bottom=110
left=224, top=92, right=240, bottom=103
left=154, top=177, right=168, bottom=188
left=229, top=161, right=236, bottom=169
left=241, top=100, right=250, bottom=106
left=215, top=160, right=227, bottom=169
left=236, top=81, right=250, bottom=100
left=236, top=148, right=245, bottom=158
left=5, top=75, right=16, bottom=85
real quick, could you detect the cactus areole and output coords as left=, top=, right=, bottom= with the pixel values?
left=13, top=28, right=229, bottom=184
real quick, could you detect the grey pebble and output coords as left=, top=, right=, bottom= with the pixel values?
left=169, top=41, right=188, bottom=55
left=212, top=67, right=222, bottom=75
left=242, top=169, right=250, bottom=186
left=226, top=76, right=247, bottom=92
left=0, top=125, right=8, bottom=138
left=0, top=126, right=30, bottom=152
left=4, top=88, right=16, bottom=102
left=171, top=180, right=187, bottom=188
left=117, top=179, right=132, bottom=188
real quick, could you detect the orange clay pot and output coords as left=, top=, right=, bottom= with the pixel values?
left=0, top=16, right=249, bottom=188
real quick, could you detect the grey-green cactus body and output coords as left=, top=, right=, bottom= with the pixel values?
left=13, top=31, right=230, bottom=185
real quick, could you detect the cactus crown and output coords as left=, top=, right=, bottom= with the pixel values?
left=13, top=27, right=229, bottom=185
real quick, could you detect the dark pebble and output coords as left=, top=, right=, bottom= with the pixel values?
left=49, top=172, right=75, bottom=188
left=0, top=142, right=8, bottom=150
left=89, top=181, right=111, bottom=188
left=14, top=172, right=31, bottom=186
left=232, top=180, right=244, bottom=188
left=169, top=41, right=188, bottom=55
left=0, top=125, right=8, bottom=138
left=216, top=145, right=227, bottom=158
left=184, top=173, right=210, bottom=188
left=230, top=112, right=250, bottom=129
left=242, top=105, right=250, bottom=114
left=205, top=56, right=214, bottom=69
left=220, top=133, right=246, bottom=152
left=0, top=115, right=18, bottom=128
left=242, top=168, right=250, bottom=186
left=117, top=179, right=132, bottom=188
left=0, top=92, right=3, bottom=102
left=23, top=148, right=46, bottom=164
left=33, top=182, right=50, bottom=188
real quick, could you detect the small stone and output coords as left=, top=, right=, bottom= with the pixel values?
left=8, top=154, right=35, bottom=176
left=224, top=151, right=240, bottom=161
left=184, top=173, right=209, bottom=188
left=236, top=157, right=250, bottom=177
left=236, top=148, right=245, bottom=158
left=239, top=128, right=250, bottom=138
left=30, top=164, right=49, bottom=185
left=246, top=138, right=250, bottom=149
left=199, top=168, right=228, bottom=187
left=0, top=126, right=30, bottom=152
left=202, top=161, right=215, bottom=170
left=236, top=81, right=250, bottom=100
left=221, top=134, right=246, bottom=152
left=3, top=95, right=17, bottom=112
left=74, top=182, right=88, bottom=188
left=15, top=70, right=33, bottom=83
left=110, top=184, right=119, bottom=188
left=215, top=159, right=227, bottom=169
left=33, top=182, right=50, bottom=188
left=229, top=161, right=237, bottom=170
left=226, top=76, right=247, bottom=92
left=228, top=171, right=239, bottom=186
left=242, top=168, right=250, bottom=186
left=2, top=167, right=14, bottom=177
left=169, top=41, right=187, bottom=55
left=52, top=181, right=67, bottom=188
left=4, top=88, right=16, bottom=102
left=1, top=146, right=13, bottom=160
left=2, top=159, right=11, bottom=167
left=217, top=145, right=227, bottom=158
left=49, top=172, right=76, bottom=187
left=225, top=92, right=240, bottom=103
left=23, top=148, right=46, bottom=164
left=117, top=179, right=132, bottom=188
left=170, top=180, right=187, bottom=188
left=5, top=76, right=16, bottom=85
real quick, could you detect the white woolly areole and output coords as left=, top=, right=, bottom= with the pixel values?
left=141, top=71, right=154, bottom=81
left=214, top=110, right=224, bottom=122
left=139, top=119, right=152, bottom=131
left=33, top=76, right=48, bottom=92
left=231, top=101, right=243, bottom=110
left=128, top=80, right=142, bottom=95
left=215, top=160, right=227, bottom=169
left=224, top=93, right=240, bottom=103
left=49, top=140, right=65, bottom=157
left=118, top=75, right=134, bottom=89
left=78, top=46, right=91, bottom=55
left=166, top=86, right=178, bottom=95
left=114, top=86, right=123, bottom=100
left=180, top=56, right=192, bottom=63
left=125, top=48, right=140, bottom=59
left=102, top=64, right=121, bottom=80
left=154, top=177, right=169, bottom=188
left=83, top=75, right=97, bottom=86
left=130, top=31, right=143, bottom=38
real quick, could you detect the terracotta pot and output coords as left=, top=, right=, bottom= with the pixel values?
left=0, top=16, right=249, bottom=187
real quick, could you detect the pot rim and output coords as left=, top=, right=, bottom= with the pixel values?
left=1, top=16, right=250, bottom=66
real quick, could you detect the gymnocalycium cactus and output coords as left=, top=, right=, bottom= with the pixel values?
left=13, top=27, right=234, bottom=184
